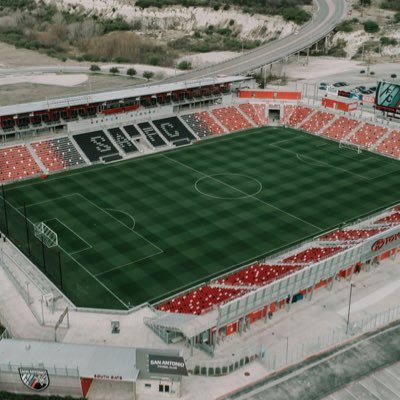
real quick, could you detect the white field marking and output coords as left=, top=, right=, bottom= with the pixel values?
left=95, top=249, right=164, bottom=277
left=0, top=196, right=129, bottom=309
left=296, top=154, right=330, bottom=168
left=343, top=388, right=359, bottom=400
left=75, top=193, right=163, bottom=254
left=386, top=367, right=400, bottom=383
left=163, top=154, right=323, bottom=231
left=194, top=173, right=262, bottom=200
left=371, top=374, right=400, bottom=398
left=4, top=127, right=267, bottom=193
left=271, top=142, right=372, bottom=181
left=22, top=193, right=78, bottom=208
left=43, top=217, right=92, bottom=254
left=104, top=208, right=136, bottom=230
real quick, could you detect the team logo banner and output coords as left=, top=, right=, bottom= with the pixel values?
left=149, top=355, right=188, bottom=376
left=19, top=367, right=50, bottom=392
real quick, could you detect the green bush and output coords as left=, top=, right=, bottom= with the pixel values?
left=381, top=0, right=400, bottom=11
left=143, top=70, right=154, bottom=80
left=109, top=67, right=119, bottom=74
left=336, top=20, right=354, bottom=32
left=380, top=36, right=398, bottom=46
left=394, top=12, right=400, bottom=23
left=363, top=20, right=379, bottom=33
left=127, top=68, right=137, bottom=76
left=90, top=64, right=101, bottom=71
left=178, top=60, right=192, bottom=70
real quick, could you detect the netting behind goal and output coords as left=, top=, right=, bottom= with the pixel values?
left=339, top=141, right=362, bottom=154
left=34, top=222, right=58, bottom=248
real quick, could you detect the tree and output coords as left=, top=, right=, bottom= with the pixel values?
left=109, top=67, right=119, bottom=74
left=360, top=69, right=365, bottom=74
left=90, top=64, right=101, bottom=72
left=363, top=20, right=379, bottom=33
left=143, top=70, right=154, bottom=80
left=395, top=12, right=400, bottom=23
left=127, top=68, right=137, bottom=77
left=391, top=74, right=397, bottom=80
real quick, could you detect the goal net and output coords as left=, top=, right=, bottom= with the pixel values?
left=339, top=141, right=362, bottom=154
left=34, top=222, right=58, bottom=248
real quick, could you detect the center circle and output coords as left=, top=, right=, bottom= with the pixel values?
left=195, top=174, right=262, bottom=200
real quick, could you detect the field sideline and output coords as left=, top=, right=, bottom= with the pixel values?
left=3, top=127, right=400, bottom=310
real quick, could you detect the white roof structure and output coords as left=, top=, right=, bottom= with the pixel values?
left=0, top=339, right=139, bottom=381
left=0, top=75, right=248, bottom=117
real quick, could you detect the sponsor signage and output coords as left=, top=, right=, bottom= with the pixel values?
left=149, top=355, right=188, bottom=376
left=370, top=231, right=400, bottom=253
left=363, top=95, right=375, bottom=104
left=376, top=81, right=400, bottom=110
left=19, top=368, right=50, bottom=392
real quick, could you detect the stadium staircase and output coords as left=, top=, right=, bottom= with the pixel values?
left=26, top=143, right=47, bottom=173
left=375, top=130, right=400, bottom=159
left=69, top=135, right=91, bottom=165
left=347, top=123, right=388, bottom=149
left=234, top=105, right=257, bottom=127
left=103, top=130, right=125, bottom=157
left=299, top=111, right=335, bottom=134
left=177, top=116, right=201, bottom=141
left=323, top=117, right=362, bottom=142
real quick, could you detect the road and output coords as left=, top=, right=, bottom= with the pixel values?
left=0, top=0, right=346, bottom=87
left=163, top=0, right=346, bottom=82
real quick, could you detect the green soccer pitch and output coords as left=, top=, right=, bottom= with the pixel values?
left=3, top=126, right=400, bottom=310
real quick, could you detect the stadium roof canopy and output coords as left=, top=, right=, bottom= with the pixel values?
left=0, top=75, right=250, bottom=117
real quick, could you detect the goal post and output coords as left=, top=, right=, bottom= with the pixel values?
left=34, top=222, right=58, bottom=248
left=339, top=141, right=362, bottom=154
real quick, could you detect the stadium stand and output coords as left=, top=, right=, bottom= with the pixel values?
left=374, top=212, right=400, bottom=225
left=137, top=122, right=167, bottom=147
left=0, top=144, right=42, bottom=182
left=376, top=130, right=400, bottom=158
left=286, top=106, right=314, bottom=127
left=108, top=128, right=138, bottom=154
left=280, top=105, right=296, bottom=124
left=123, top=124, right=142, bottom=138
left=152, top=117, right=196, bottom=145
left=181, top=112, right=224, bottom=137
left=319, top=229, right=385, bottom=241
left=300, top=111, right=335, bottom=134
left=348, top=123, right=388, bottom=148
left=238, top=103, right=268, bottom=125
left=31, top=137, right=86, bottom=172
left=212, top=106, right=253, bottom=132
left=157, top=285, right=248, bottom=315
left=321, top=116, right=360, bottom=141
left=73, top=131, right=119, bottom=162
left=281, top=246, right=344, bottom=264
left=217, top=263, right=303, bottom=287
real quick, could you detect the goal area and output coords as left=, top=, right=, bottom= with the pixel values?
left=339, top=141, right=362, bottom=154
left=34, top=222, right=58, bottom=248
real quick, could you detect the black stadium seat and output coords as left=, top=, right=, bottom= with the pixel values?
left=137, top=122, right=166, bottom=147
left=152, top=117, right=196, bottom=144
left=73, top=131, right=119, bottom=162
left=123, top=124, right=142, bottom=138
left=108, top=128, right=138, bottom=154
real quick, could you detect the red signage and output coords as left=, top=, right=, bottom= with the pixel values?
left=371, top=232, right=400, bottom=252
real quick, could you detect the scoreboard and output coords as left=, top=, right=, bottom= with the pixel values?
left=375, top=81, right=400, bottom=115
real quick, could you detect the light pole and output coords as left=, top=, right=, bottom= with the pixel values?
left=346, top=283, right=356, bottom=334
left=285, top=336, right=289, bottom=365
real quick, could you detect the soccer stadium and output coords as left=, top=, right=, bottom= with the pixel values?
left=1, top=0, right=400, bottom=398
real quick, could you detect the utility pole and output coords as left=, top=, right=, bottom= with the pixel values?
left=346, top=284, right=356, bottom=334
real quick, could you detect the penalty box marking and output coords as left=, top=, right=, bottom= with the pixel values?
left=25, top=192, right=163, bottom=275
left=43, top=218, right=92, bottom=255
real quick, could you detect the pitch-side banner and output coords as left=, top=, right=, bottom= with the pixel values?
left=376, top=81, right=400, bottom=110
left=362, top=225, right=400, bottom=258
left=149, top=355, right=188, bottom=376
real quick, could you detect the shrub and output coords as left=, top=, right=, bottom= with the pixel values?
left=395, top=12, right=400, bottom=23
left=127, top=68, right=137, bottom=76
left=178, top=60, right=192, bottom=70
left=380, top=36, right=398, bottom=46
left=336, top=20, right=354, bottom=32
left=143, top=70, right=154, bottom=80
left=363, top=20, right=379, bottom=33
left=229, top=19, right=235, bottom=26
left=109, top=67, right=119, bottom=74
left=90, top=64, right=101, bottom=71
